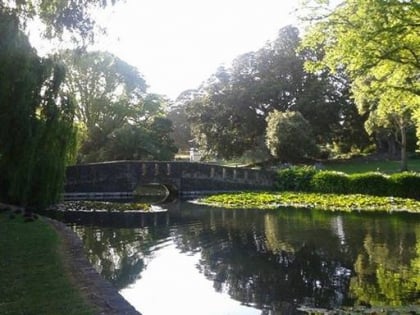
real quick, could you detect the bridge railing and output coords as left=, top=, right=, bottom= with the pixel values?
left=65, top=161, right=275, bottom=194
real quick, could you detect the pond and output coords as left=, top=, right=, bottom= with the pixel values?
left=52, top=201, right=420, bottom=314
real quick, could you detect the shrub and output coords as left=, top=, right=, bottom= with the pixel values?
left=265, top=111, right=319, bottom=162
left=275, top=167, right=420, bottom=199
left=310, top=171, right=350, bottom=194
left=276, top=166, right=317, bottom=191
left=349, top=172, right=389, bottom=196
left=389, top=172, right=420, bottom=199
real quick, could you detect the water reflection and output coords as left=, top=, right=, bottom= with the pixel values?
left=66, top=203, right=420, bottom=314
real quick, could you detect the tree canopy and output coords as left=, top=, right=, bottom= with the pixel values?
left=1, top=0, right=120, bottom=40
left=185, top=25, right=367, bottom=160
left=61, top=50, right=177, bottom=162
left=0, top=9, right=76, bottom=209
left=300, top=0, right=420, bottom=170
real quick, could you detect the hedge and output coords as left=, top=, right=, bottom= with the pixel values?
left=275, top=167, right=420, bottom=199
left=311, top=171, right=350, bottom=194
left=348, top=172, right=390, bottom=196
left=275, top=166, right=317, bottom=191
left=389, top=172, right=420, bottom=199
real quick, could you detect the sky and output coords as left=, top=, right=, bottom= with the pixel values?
left=32, top=0, right=301, bottom=100
left=91, top=0, right=301, bottom=100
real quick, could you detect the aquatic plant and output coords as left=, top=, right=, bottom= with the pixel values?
left=199, top=192, right=420, bottom=213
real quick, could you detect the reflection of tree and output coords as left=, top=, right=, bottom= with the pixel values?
left=67, top=204, right=420, bottom=311
left=350, top=225, right=420, bottom=306
left=172, top=208, right=354, bottom=310
left=72, top=226, right=167, bottom=289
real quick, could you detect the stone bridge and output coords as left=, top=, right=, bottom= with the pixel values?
left=64, top=161, right=275, bottom=200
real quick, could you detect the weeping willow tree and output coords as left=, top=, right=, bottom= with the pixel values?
left=0, top=10, right=76, bottom=210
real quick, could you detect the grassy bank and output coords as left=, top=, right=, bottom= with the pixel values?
left=0, top=210, right=93, bottom=315
left=323, top=157, right=420, bottom=174
left=198, top=192, right=420, bottom=213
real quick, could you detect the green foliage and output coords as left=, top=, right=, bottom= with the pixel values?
left=61, top=50, right=177, bottom=162
left=414, top=109, right=420, bottom=148
left=0, top=212, right=93, bottom=314
left=274, top=165, right=420, bottom=199
left=389, top=172, right=420, bottom=199
left=276, top=166, right=317, bottom=191
left=348, top=172, right=390, bottom=196
left=167, top=92, right=194, bottom=151
left=199, top=192, right=420, bottom=213
left=311, top=171, right=350, bottom=194
left=324, top=158, right=420, bottom=174
left=187, top=25, right=363, bottom=159
left=61, top=201, right=151, bottom=212
left=102, top=117, right=177, bottom=161
left=0, top=10, right=76, bottom=209
left=349, top=172, right=391, bottom=196
left=266, top=110, right=318, bottom=162
left=4, top=0, right=119, bottom=40
left=301, top=0, right=420, bottom=170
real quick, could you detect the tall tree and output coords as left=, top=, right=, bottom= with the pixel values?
left=301, top=0, right=420, bottom=170
left=167, top=90, right=198, bottom=152
left=61, top=50, right=177, bottom=162
left=1, top=0, right=119, bottom=40
left=188, top=25, right=365, bottom=159
left=0, top=1, right=121, bottom=209
left=0, top=10, right=76, bottom=209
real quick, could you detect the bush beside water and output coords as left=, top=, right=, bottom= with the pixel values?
left=348, top=172, right=390, bottom=196
left=276, top=167, right=420, bottom=199
left=275, top=166, right=316, bottom=191
left=311, top=171, right=349, bottom=194
left=389, top=172, right=420, bottom=199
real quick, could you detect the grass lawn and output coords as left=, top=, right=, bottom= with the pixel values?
left=323, top=157, right=420, bottom=174
left=0, top=210, right=93, bottom=315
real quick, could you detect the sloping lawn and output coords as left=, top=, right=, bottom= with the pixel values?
left=0, top=210, right=93, bottom=315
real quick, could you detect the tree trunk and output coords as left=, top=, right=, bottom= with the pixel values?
left=400, top=125, right=408, bottom=171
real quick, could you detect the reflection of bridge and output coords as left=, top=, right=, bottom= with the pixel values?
left=64, top=161, right=275, bottom=200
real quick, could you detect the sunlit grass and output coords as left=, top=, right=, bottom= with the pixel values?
left=0, top=211, right=93, bottom=315
left=198, top=192, right=420, bottom=213
left=323, top=158, right=420, bottom=174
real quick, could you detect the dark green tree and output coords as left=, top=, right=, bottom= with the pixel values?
left=187, top=25, right=367, bottom=160
left=61, top=50, right=177, bottom=162
left=265, top=111, right=318, bottom=162
left=0, top=10, right=76, bottom=210
left=167, top=90, right=198, bottom=152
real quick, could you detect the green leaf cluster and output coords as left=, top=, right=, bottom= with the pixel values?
left=275, top=167, right=420, bottom=199
left=4, top=0, right=120, bottom=40
left=61, top=50, right=178, bottom=162
left=275, top=166, right=317, bottom=191
left=58, top=201, right=151, bottom=212
left=301, top=0, right=420, bottom=170
left=266, top=110, right=319, bottom=162
left=185, top=25, right=366, bottom=160
left=0, top=10, right=76, bottom=209
left=199, top=191, right=420, bottom=213
left=311, top=171, right=350, bottom=194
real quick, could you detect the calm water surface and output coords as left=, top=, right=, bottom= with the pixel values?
left=59, top=202, right=420, bottom=314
